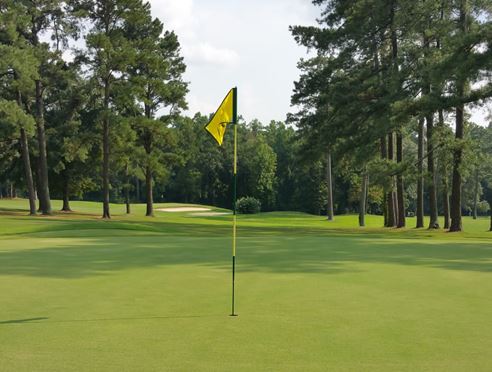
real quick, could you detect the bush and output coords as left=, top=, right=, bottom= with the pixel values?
left=236, top=197, right=261, bottom=214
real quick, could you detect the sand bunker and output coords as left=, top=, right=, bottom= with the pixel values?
left=156, top=207, right=211, bottom=212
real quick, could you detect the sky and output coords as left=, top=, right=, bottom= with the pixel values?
left=148, top=0, right=491, bottom=126
left=148, top=0, right=319, bottom=124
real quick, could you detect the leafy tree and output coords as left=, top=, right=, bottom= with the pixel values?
left=0, top=101, right=37, bottom=214
left=264, top=121, right=297, bottom=211
left=0, top=4, right=39, bottom=214
left=290, top=0, right=492, bottom=231
left=12, top=0, right=76, bottom=214
left=289, top=0, right=405, bottom=226
left=482, top=180, right=492, bottom=231
left=238, top=123, right=277, bottom=210
left=79, top=0, right=147, bottom=218
left=166, top=115, right=202, bottom=203
left=123, top=6, right=188, bottom=216
left=481, top=123, right=492, bottom=231
left=44, top=59, right=94, bottom=211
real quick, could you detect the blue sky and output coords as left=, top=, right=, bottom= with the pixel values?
left=151, top=0, right=489, bottom=126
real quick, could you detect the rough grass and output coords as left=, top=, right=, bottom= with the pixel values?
left=0, top=199, right=491, bottom=371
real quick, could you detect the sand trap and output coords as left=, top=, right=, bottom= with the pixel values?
left=189, top=212, right=230, bottom=217
left=156, top=207, right=211, bottom=212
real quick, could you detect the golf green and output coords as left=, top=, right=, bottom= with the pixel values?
left=0, top=199, right=491, bottom=371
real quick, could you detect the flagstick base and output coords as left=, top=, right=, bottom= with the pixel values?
left=229, top=314, right=238, bottom=317
left=231, top=255, right=236, bottom=317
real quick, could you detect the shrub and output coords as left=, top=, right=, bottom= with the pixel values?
left=236, top=197, right=261, bottom=214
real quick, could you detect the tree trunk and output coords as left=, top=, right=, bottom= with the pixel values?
left=489, top=205, right=492, bottom=231
left=373, top=37, right=386, bottom=227
left=15, top=82, right=36, bottom=215
left=396, top=132, right=405, bottom=228
left=389, top=1, right=400, bottom=228
left=36, top=175, right=43, bottom=212
left=62, top=192, right=71, bottom=212
left=390, top=0, right=404, bottom=228
left=392, top=190, right=398, bottom=224
left=437, top=109, right=450, bottom=229
left=125, top=163, right=131, bottom=214
left=61, top=172, right=71, bottom=212
left=450, top=0, right=468, bottom=232
left=145, top=166, right=154, bottom=217
left=34, top=80, right=51, bottom=215
left=443, top=176, right=450, bottom=229
left=144, top=100, right=154, bottom=217
left=126, top=189, right=131, bottom=214
left=17, top=88, right=36, bottom=215
left=31, top=29, right=51, bottom=215
left=20, top=127, right=37, bottom=215
left=472, top=168, right=479, bottom=219
left=102, top=78, right=111, bottom=219
left=326, top=150, right=334, bottom=221
left=380, top=137, right=388, bottom=226
left=426, top=113, right=439, bottom=229
left=421, top=20, right=438, bottom=229
left=450, top=100, right=464, bottom=232
left=359, top=170, right=368, bottom=227
left=417, top=118, right=424, bottom=228
left=136, top=177, right=140, bottom=202
left=387, top=132, right=397, bottom=227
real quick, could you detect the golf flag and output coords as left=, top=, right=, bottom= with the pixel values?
left=204, top=87, right=238, bottom=316
left=204, top=88, right=236, bottom=146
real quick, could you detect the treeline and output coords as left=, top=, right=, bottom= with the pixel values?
left=0, top=0, right=188, bottom=218
left=0, top=0, right=330, bottom=216
left=1, top=1, right=492, bottom=231
left=290, top=0, right=492, bottom=231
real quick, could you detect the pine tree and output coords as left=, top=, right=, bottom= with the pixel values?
left=44, top=59, right=92, bottom=212
left=80, top=0, right=145, bottom=218
left=0, top=3, right=39, bottom=215
left=12, top=0, right=74, bottom=214
left=123, top=5, right=188, bottom=216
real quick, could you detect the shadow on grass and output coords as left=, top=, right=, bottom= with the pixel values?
left=0, top=317, right=49, bottom=324
left=0, top=235, right=491, bottom=278
left=0, top=208, right=34, bottom=216
left=0, top=315, right=222, bottom=326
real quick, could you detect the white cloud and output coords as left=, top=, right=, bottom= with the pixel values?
left=150, top=0, right=194, bottom=37
left=183, top=43, right=239, bottom=67
left=186, top=93, right=216, bottom=116
left=150, top=0, right=239, bottom=67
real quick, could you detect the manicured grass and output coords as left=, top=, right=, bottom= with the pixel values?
left=0, top=199, right=491, bottom=371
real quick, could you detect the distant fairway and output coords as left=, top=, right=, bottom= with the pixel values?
left=0, top=199, right=491, bottom=371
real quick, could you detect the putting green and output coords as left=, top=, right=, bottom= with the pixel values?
left=0, top=199, right=491, bottom=371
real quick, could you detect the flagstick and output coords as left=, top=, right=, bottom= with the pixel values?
left=231, top=88, right=238, bottom=317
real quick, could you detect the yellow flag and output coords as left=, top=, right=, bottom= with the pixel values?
left=205, top=88, right=236, bottom=146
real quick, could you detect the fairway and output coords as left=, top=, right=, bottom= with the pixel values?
left=0, top=200, right=491, bottom=371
